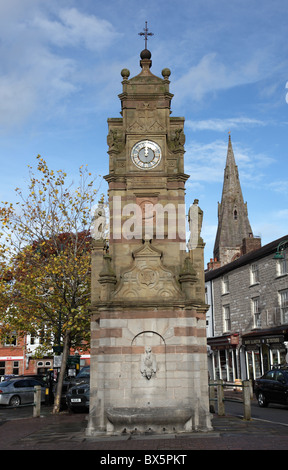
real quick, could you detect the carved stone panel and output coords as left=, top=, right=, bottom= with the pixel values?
left=112, top=241, right=183, bottom=301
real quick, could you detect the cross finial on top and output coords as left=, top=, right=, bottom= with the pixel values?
left=138, top=21, right=154, bottom=49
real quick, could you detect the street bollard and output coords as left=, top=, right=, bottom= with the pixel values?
left=242, top=380, right=251, bottom=421
left=33, top=385, right=41, bottom=418
left=209, top=381, right=215, bottom=413
left=217, top=379, right=225, bottom=416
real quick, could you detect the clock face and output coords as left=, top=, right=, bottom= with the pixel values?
left=131, top=140, right=161, bottom=169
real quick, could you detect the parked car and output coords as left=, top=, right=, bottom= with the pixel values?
left=53, top=366, right=90, bottom=408
left=74, top=366, right=89, bottom=383
left=66, top=383, right=90, bottom=412
left=0, top=378, right=46, bottom=407
left=13, top=374, right=48, bottom=387
left=254, top=366, right=288, bottom=407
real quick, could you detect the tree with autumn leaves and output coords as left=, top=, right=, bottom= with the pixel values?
left=0, top=156, right=100, bottom=413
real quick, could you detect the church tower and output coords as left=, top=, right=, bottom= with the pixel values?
left=87, top=28, right=212, bottom=436
left=213, top=134, right=261, bottom=266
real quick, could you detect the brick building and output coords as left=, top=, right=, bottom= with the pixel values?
left=0, top=334, right=26, bottom=379
left=0, top=332, right=90, bottom=381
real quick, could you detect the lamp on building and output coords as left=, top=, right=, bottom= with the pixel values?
left=273, top=240, right=288, bottom=260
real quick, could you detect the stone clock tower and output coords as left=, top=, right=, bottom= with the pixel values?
left=87, top=40, right=212, bottom=435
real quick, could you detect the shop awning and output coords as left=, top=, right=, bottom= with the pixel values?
left=207, top=333, right=239, bottom=350
left=242, top=325, right=288, bottom=349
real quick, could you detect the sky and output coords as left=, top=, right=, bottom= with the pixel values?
left=0, top=0, right=287, bottom=266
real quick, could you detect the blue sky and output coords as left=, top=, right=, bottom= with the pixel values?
left=0, top=0, right=287, bottom=266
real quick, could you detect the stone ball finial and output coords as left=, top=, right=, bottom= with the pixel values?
left=162, top=68, right=171, bottom=79
left=121, top=68, right=130, bottom=79
left=140, top=49, right=152, bottom=60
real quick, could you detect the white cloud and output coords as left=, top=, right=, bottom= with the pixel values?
left=184, top=138, right=275, bottom=187
left=186, top=117, right=267, bottom=132
left=33, top=8, right=120, bottom=51
left=268, top=180, right=288, bottom=194
left=172, top=52, right=264, bottom=103
left=0, top=76, right=37, bottom=128
left=0, top=4, right=120, bottom=131
left=0, top=45, right=77, bottom=130
left=185, top=139, right=227, bottom=182
left=172, top=42, right=284, bottom=105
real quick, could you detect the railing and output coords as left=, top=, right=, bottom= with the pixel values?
left=209, top=379, right=252, bottom=421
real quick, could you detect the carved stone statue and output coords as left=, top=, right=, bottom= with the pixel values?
left=167, top=128, right=185, bottom=151
left=91, top=201, right=108, bottom=240
left=187, top=199, right=203, bottom=250
left=107, top=129, right=124, bottom=153
left=140, top=346, right=157, bottom=380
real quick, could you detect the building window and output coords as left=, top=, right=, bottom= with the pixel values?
left=223, top=305, right=231, bottom=332
left=13, top=361, right=19, bottom=375
left=280, top=289, right=288, bottom=324
left=0, top=361, right=5, bottom=379
left=251, top=263, right=259, bottom=284
left=4, top=333, right=17, bottom=347
left=276, top=254, right=287, bottom=276
left=252, top=297, right=261, bottom=328
left=222, top=275, right=229, bottom=294
left=205, top=287, right=208, bottom=304
left=30, top=335, right=36, bottom=345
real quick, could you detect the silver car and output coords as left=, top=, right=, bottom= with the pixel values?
left=0, top=378, right=46, bottom=407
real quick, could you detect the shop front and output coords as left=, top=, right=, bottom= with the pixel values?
left=207, top=333, right=240, bottom=382
left=242, top=326, right=288, bottom=381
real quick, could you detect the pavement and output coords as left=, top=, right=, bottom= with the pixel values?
left=1, top=405, right=288, bottom=452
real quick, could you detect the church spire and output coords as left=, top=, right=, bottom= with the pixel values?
left=221, top=133, right=242, bottom=205
left=213, top=134, right=260, bottom=266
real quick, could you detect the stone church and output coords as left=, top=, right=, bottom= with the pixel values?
left=86, top=38, right=212, bottom=435
left=208, top=134, right=261, bottom=269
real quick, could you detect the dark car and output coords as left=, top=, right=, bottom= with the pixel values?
left=254, top=366, right=288, bottom=407
left=66, top=383, right=90, bottom=412
left=64, top=365, right=90, bottom=393
left=73, top=366, right=90, bottom=385
left=53, top=366, right=90, bottom=408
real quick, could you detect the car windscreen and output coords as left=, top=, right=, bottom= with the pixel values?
left=77, top=368, right=90, bottom=377
left=0, top=381, right=11, bottom=387
left=282, top=371, right=288, bottom=382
